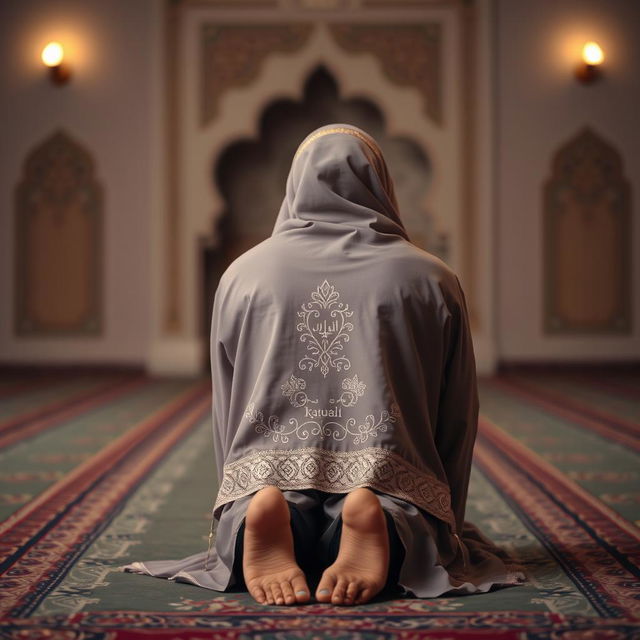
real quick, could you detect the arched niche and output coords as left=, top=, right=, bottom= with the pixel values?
left=201, top=66, right=439, bottom=361
left=185, top=22, right=455, bottom=337
left=14, top=130, right=103, bottom=336
left=543, top=126, right=632, bottom=334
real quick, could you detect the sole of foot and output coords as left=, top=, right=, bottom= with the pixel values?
left=315, top=487, right=390, bottom=606
left=242, top=486, right=311, bottom=606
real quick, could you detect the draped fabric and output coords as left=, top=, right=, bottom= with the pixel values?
left=123, top=124, right=526, bottom=597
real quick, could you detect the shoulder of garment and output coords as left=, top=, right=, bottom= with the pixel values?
left=216, top=236, right=465, bottom=319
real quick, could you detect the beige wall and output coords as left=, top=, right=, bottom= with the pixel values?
left=1, top=0, right=637, bottom=370
left=0, top=0, right=160, bottom=365
left=496, top=0, right=640, bottom=360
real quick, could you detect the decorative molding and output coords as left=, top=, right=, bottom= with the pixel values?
left=327, top=23, right=442, bottom=125
left=362, top=0, right=461, bottom=6
left=201, top=23, right=314, bottom=126
left=164, top=0, right=182, bottom=334
left=14, top=130, right=103, bottom=337
left=543, top=126, right=632, bottom=335
left=459, top=0, right=478, bottom=329
left=180, top=0, right=277, bottom=6
left=179, top=0, right=459, bottom=6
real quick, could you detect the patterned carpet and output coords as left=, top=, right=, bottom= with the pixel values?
left=0, top=365, right=638, bottom=638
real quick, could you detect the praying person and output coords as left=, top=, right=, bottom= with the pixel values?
left=123, top=123, right=526, bottom=606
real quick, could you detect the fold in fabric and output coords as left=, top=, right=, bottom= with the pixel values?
left=122, top=124, right=527, bottom=597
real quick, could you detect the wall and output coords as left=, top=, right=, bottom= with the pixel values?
left=0, top=0, right=160, bottom=365
left=2, top=0, right=637, bottom=370
left=496, top=0, right=640, bottom=361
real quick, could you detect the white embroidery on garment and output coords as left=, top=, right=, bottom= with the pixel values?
left=297, top=279, right=353, bottom=378
left=280, top=374, right=318, bottom=408
left=245, top=401, right=400, bottom=445
left=214, top=445, right=455, bottom=528
left=247, top=278, right=395, bottom=445
left=330, top=373, right=366, bottom=407
left=281, top=373, right=366, bottom=409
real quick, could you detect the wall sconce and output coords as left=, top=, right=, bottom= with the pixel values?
left=41, top=42, right=71, bottom=85
left=575, top=41, right=604, bottom=84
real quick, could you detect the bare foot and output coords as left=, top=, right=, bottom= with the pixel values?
left=242, top=485, right=311, bottom=606
left=315, top=487, right=390, bottom=605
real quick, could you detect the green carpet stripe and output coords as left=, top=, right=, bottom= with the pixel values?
left=0, top=379, right=199, bottom=521
left=535, top=373, right=640, bottom=420
left=494, top=375, right=640, bottom=435
left=0, top=376, right=123, bottom=423
left=476, top=419, right=640, bottom=618
left=0, top=375, right=154, bottom=450
left=0, top=387, right=210, bottom=616
left=478, top=386, right=640, bottom=525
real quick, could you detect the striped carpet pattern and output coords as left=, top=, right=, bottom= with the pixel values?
left=0, top=366, right=637, bottom=638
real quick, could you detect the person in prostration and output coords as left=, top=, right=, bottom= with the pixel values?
left=123, top=123, right=526, bottom=606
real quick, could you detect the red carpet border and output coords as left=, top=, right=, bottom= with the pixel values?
left=476, top=417, right=640, bottom=619
left=0, top=610, right=638, bottom=638
left=0, top=383, right=210, bottom=618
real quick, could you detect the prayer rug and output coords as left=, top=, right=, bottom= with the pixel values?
left=0, top=365, right=638, bottom=638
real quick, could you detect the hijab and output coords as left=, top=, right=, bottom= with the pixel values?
left=271, top=124, right=410, bottom=243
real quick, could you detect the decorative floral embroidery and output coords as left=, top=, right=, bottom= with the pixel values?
left=214, top=445, right=455, bottom=528
left=251, top=279, right=394, bottom=447
left=330, top=373, right=367, bottom=407
left=297, top=279, right=353, bottom=378
left=245, top=401, right=399, bottom=445
left=281, top=373, right=366, bottom=409
left=280, top=374, right=318, bottom=408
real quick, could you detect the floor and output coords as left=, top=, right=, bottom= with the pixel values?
left=0, top=365, right=638, bottom=638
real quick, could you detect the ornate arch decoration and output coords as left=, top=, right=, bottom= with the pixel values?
left=14, top=130, right=103, bottom=336
left=202, top=23, right=314, bottom=126
left=193, top=22, right=446, bottom=253
left=212, top=66, right=437, bottom=252
left=543, top=126, right=632, bottom=334
left=327, top=23, right=442, bottom=125
left=164, top=6, right=478, bottom=349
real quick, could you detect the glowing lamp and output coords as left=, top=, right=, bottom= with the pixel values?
left=575, top=41, right=604, bottom=84
left=41, top=41, right=71, bottom=85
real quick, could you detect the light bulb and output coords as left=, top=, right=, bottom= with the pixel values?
left=41, top=42, right=64, bottom=67
left=582, top=41, right=604, bottom=66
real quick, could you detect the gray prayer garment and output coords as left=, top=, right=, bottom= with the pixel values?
left=123, top=124, right=526, bottom=597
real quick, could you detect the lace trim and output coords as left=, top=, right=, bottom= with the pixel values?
left=213, top=446, right=455, bottom=528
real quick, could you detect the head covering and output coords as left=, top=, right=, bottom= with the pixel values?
left=272, top=124, right=410, bottom=242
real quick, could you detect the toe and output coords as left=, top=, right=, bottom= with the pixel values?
left=271, top=582, right=285, bottom=605
left=356, top=585, right=375, bottom=605
left=265, top=584, right=276, bottom=605
left=331, top=578, right=348, bottom=605
left=249, top=583, right=267, bottom=605
left=345, top=580, right=361, bottom=605
left=280, top=580, right=295, bottom=605
left=315, top=570, right=337, bottom=603
left=291, top=575, right=310, bottom=603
